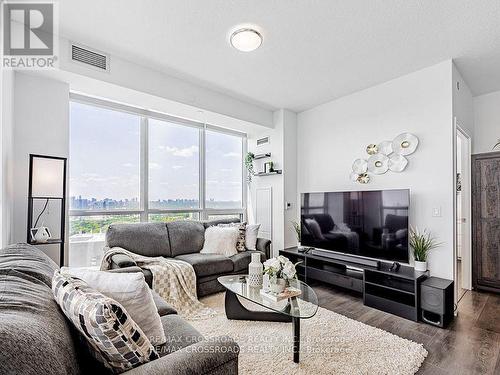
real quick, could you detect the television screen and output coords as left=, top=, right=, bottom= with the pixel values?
left=301, top=189, right=409, bottom=263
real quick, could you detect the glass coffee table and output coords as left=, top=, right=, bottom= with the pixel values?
left=218, top=275, right=318, bottom=363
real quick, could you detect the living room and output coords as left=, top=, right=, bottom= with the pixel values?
left=1, top=1, right=499, bottom=374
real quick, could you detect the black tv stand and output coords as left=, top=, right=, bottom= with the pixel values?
left=279, top=247, right=428, bottom=321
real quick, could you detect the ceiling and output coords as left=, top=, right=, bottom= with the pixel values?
left=59, top=1, right=500, bottom=112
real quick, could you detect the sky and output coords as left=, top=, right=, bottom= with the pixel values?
left=69, top=102, right=242, bottom=206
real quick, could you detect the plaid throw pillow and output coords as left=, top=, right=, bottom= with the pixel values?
left=52, top=271, right=159, bottom=373
left=218, top=222, right=247, bottom=252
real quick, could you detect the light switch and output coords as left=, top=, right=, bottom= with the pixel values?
left=432, top=207, right=442, bottom=217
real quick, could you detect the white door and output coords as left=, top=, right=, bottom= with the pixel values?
left=255, top=187, right=272, bottom=241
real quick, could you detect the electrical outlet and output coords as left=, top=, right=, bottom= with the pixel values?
left=432, top=207, right=442, bottom=217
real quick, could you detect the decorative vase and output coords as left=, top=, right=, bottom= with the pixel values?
left=414, top=260, right=427, bottom=272
left=270, top=278, right=287, bottom=293
left=248, top=253, right=263, bottom=287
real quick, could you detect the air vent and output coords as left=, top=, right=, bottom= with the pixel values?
left=257, top=136, right=270, bottom=146
left=71, top=44, right=109, bottom=71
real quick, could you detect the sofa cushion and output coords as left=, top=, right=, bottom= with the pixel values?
left=63, top=268, right=166, bottom=346
left=167, top=221, right=205, bottom=256
left=156, top=314, right=203, bottom=357
left=106, top=223, right=171, bottom=258
left=151, top=291, right=178, bottom=316
left=202, top=217, right=240, bottom=228
left=230, top=251, right=266, bottom=272
left=0, top=243, right=58, bottom=287
left=0, top=269, right=81, bottom=375
left=175, top=253, right=233, bottom=277
left=52, top=271, right=159, bottom=373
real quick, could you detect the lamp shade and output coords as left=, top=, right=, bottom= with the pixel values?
left=31, top=156, right=65, bottom=198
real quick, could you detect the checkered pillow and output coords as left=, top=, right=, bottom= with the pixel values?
left=218, top=222, right=247, bottom=252
left=52, top=271, right=159, bottom=373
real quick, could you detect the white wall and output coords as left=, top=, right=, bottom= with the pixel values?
left=297, top=61, right=455, bottom=279
left=452, top=63, right=474, bottom=139
left=247, top=109, right=298, bottom=255
left=12, top=73, right=69, bottom=263
left=1, top=70, right=15, bottom=247
left=473, top=90, right=500, bottom=154
left=57, top=37, right=274, bottom=128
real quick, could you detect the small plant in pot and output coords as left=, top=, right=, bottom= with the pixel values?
left=291, top=221, right=301, bottom=246
left=263, top=256, right=300, bottom=293
left=409, top=227, right=441, bottom=272
left=244, top=152, right=255, bottom=182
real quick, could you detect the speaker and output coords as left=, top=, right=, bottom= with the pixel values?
left=420, top=277, right=454, bottom=327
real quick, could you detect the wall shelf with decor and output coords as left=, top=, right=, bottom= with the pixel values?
left=254, top=170, right=282, bottom=177
left=253, top=153, right=271, bottom=160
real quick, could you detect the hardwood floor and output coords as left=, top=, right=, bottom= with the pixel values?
left=311, top=283, right=500, bottom=375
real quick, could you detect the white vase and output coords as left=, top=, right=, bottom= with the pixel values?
left=270, top=278, right=286, bottom=293
left=414, top=260, right=427, bottom=272
left=248, top=253, right=263, bottom=287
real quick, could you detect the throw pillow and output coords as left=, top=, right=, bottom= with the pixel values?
left=218, top=222, right=247, bottom=252
left=200, top=226, right=239, bottom=257
left=305, top=218, right=325, bottom=240
left=52, top=271, right=159, bottom=373
left=245, top=224, right=261, bottom=250
left=61, top=267, right=166, bottom=346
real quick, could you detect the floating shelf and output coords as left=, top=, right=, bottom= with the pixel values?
left=254, top=170, right=282, bottom=176
left=28, top=239, right=64, bottom=245
left=253, top=153, right=271, bottom=160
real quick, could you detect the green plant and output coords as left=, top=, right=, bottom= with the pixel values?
left=244, top=152, right=255, bottom=182
left=291, top=221, right=301, bottom=243
left=409, top=227, right=441, bottom=262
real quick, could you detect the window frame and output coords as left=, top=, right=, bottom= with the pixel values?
left=69, top=93, right=247, bottom=224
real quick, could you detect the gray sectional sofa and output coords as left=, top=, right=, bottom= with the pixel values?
left=0, top=244, right=240, bottom=375
left=106, top=218, right=271, bottom=297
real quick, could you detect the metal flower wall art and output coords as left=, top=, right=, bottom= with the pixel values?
left=350, top=133, right=419, bottom=184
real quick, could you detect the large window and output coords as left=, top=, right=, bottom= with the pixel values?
left=69, top=96, right=246, bottom=266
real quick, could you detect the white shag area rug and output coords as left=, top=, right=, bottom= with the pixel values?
left=188, top=293, right=427, bottom=375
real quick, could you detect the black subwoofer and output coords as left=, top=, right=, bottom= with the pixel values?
left=420, top=277, right=454, bottom=328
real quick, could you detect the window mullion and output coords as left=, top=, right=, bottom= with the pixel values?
left=140, top=116, right=148, bottom=222
left=199, top=126, right=206, bottom=220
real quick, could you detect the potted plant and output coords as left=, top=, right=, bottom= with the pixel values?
left=244, top=152, right=255, bottom=182
left=263, top=255, right=300, bottom=293
left=409, top=227, right=441, bottom=272
left=292, top=221, right=301, bottom=247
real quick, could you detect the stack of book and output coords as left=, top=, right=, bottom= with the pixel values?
left=260, top=287, right=302, bottom=302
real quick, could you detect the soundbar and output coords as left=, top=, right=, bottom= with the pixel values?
left=310, top=248, right=380, bottom=268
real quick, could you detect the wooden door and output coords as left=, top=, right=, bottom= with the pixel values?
left=472, top=152, right=500, bottom=293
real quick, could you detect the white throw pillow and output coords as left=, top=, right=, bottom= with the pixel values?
left=62, top=267, right=166, bottom=346
left=245, top=224, right=261, bottom=250
left=201, top=226, right=239, bottom=257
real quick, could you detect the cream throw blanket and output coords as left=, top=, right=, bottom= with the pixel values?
left=101, top=247, right=216, bottom=320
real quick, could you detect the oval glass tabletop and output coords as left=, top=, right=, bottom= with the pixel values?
left=218, top=275, right=319, bottom=319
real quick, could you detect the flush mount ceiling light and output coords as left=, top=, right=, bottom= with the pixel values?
left=230, top=28, right=262, bottom=52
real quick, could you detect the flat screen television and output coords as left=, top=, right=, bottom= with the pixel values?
left=301, top=189, right=409, bottom=263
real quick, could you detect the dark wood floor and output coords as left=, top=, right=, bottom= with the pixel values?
left=311, top=283, right=500, bottom=375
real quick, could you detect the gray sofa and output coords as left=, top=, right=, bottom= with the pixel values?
left=106, top=219, right=271, bottom=297
left=0, top=244, right=239, bottom=375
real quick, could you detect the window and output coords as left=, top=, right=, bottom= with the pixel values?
left=205, top=130, right=243, bottom=209
left=69, top=102, right=141, bottom=211
left=69, top=96, right=246, bottom=266
left=149, top=119, right=200, bottom=209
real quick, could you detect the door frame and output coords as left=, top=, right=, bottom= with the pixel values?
left=453, top=119, right=472, bottom=302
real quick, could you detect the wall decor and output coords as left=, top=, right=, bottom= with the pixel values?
left=392, top=133, right=419, bottom=155
left=350, top=133, right=419, bottom=183
left=367, top=154, right=389, bottom=174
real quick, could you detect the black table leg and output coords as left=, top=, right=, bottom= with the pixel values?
left=293, top=316, right=300, bottom=363
left=224, top=289, right=292, bottom=322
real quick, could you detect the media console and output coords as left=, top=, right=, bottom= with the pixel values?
left=279, top=247, right=429, bottom=321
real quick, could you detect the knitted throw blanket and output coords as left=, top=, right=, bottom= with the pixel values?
left=101, top=247, right=216, bottom=320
